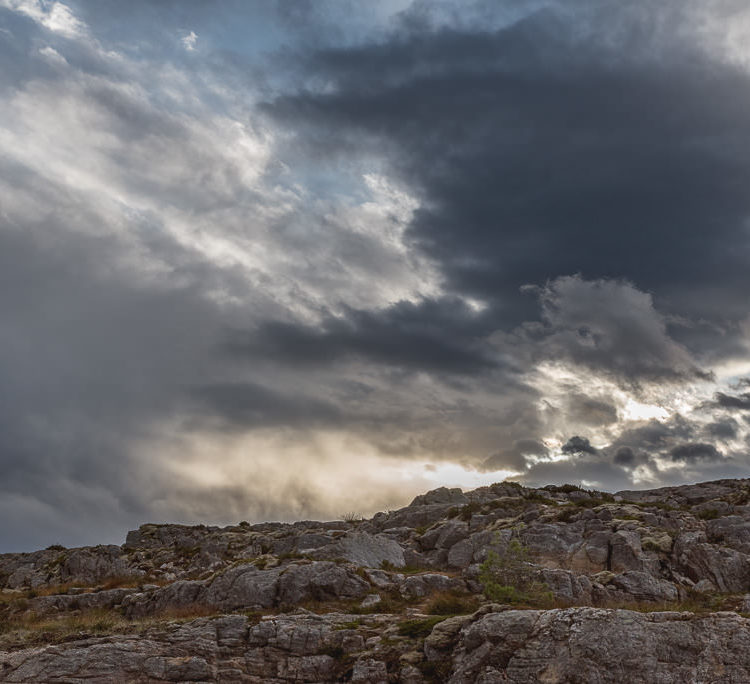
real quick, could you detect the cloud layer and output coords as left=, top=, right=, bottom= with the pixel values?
left=1, top=0, right=750, bottom=550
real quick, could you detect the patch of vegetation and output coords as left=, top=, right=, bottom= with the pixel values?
left=0, top=603, right=223, bottom=649
left=340, top=512, right=364, bottom=523
left=397, top=615, right=447, bottom=638
left=479, top=538, right=552, bottom=607
left=419, top=659, right=454, bottom=683
left=621, top=499, right=683, bottom=512
left=45, top=544, right=66, bottom=552
left=697, top=508, right=720, bottom=520
left=523, top=491, right=556, bottom=505
left=641, top=538, right=670, bottom=553
left=352, top=590, right=415, bottom=615
left=424, top=591, right=480, bottom=616
left=544, top=484, right=584, bottom=494
left=602, top=590, right=738, bottom=615
left=380, top=560, right=425, bottom=574
left=503, top=481, right=524, bottom=490
left=555, top=506, right=579, bottom=523
left=334, top=619, right=362, bottom=630
left=317, top=644, right=346, bottom=660
left=175, top=545, right=201, bottom=560
left=458, top=501, right=483, bottom=521
left=98, top=575, right=146, bottom=591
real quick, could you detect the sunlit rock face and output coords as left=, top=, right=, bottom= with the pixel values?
left=3, top=477, right=750, bottom=682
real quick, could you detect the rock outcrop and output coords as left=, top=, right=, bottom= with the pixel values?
left=3, top=477, right=750, bottom=681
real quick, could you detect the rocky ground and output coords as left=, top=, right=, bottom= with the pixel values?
left=3, top=478, right=750, bottom=682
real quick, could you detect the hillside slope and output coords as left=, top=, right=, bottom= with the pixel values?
left=3, top=478, right=750, bottom=682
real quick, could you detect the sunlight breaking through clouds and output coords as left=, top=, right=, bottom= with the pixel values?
left=1, top=0, right=750, bottom=550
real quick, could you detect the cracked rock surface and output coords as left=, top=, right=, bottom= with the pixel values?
left=3, top=478, right=750, bottom=682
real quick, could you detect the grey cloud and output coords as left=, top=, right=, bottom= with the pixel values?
left=670, top=442, right=724, bottom=462
left=531, top=277, right=710, bottom=385
left=482, top=438, right=548, bottom=471
left=613, top=446, right=638, bottom=466
left=266, top=0, right=750, bottom=360
left=3, top=0, right=750, bottom=551
left=715, top=392, right=750, bottom=410
left=227, top=297, right=503, bottom=376
left=561, top=436, right=598, bottom=455
left=705, top=418, right=739, bottom=440
left=189, top=382, right=343, bottom=430
left=565, top=395, right=618, bottom=427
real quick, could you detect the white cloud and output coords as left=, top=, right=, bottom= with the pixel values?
left=181, top=30, right=198, bottom=51
left=1, top=0, right=87, bottom=39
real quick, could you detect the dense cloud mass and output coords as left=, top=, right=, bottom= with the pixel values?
left=0, top=0, right=750, bottom=551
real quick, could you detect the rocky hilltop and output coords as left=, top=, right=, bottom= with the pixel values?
left=3, top=478, right=750, bottom=682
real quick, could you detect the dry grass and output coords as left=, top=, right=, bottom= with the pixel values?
left=0, top=608, right=129, bottom=644
left=26, top=582, right=88, bottom=598
left=0, top=601, right=222, bottom=650
left=424, top=591, right=481, bottom=616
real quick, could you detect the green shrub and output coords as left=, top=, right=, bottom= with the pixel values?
left=523, top=491, right=556, bottom=505
left=556, top=506, right=579, bottom=522
left=397, top=616, right=447, bottom=638
left=479, top=538, right=552, bottom=606
left=459, top=501, right=483, bottom=521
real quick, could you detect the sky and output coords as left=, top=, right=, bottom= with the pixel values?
left=2, top=0, right=750, bottom=552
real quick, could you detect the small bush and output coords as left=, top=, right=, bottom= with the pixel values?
left=459, top=501, right=483, bottom=521
left=556, top=506, right=579, bottom=522
left=317, top=645, right=345, bottom=660
left=341, top=512, right=364, bottom=523
left=524, top=491, right=556, bottom=505
left=397, top=616, right=447, bottom=638
left=547, top=484, right=584, bottom=494
left=479, top=538, right=552, bottom=606
left=698, top=508, right=720, bottom=520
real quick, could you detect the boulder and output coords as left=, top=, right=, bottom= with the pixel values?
left=312, top=531, right=405, bottom=568
left=277, top=562, right=369, bottom=605
left=450, top=607, right=750, bottom=684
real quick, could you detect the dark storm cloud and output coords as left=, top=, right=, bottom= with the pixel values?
left=189, top=382, right=342, bottom=429
left=605, top=416, right=695, bottom=455
left=266, top=1, right=750, bottom=352
left=670, top=442, right=724, bottom=462
left=0, top=222, right=228, bottom=549
left=482, top=438, right=548, bottom=471
left=227, top=297, right=502, bottom=376
left=561, top=436, right=598, bottom=455
left=3, top=0, right=750, bottom=551
left=714, top=392, right=750, bottom=410
left=613, top=446, right=639, bottom=466
left=565, top=395, right=618, bottom=426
